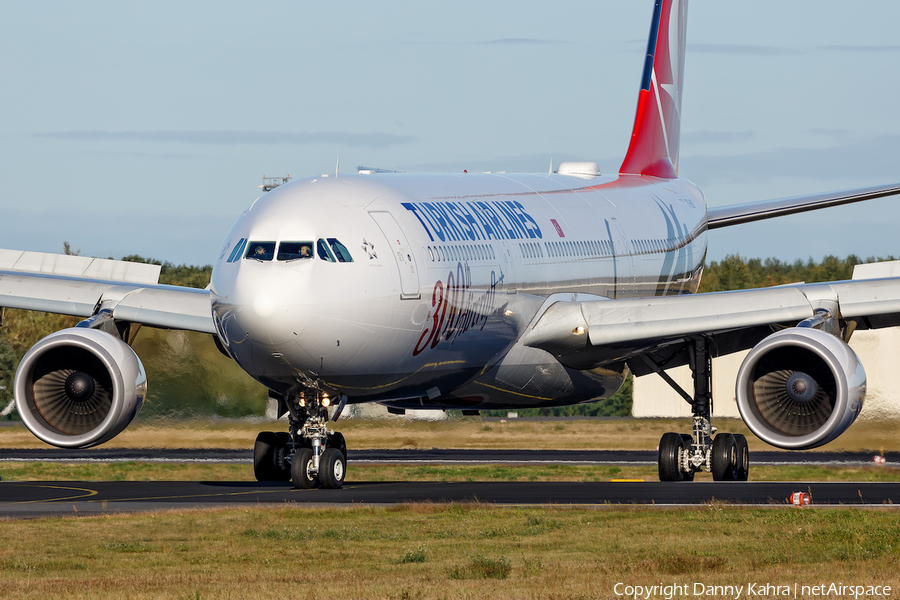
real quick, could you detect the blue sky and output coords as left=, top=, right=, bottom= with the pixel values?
left=2, top=1, right=899, bottom=266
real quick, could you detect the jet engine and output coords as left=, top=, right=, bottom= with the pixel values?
left=14, top=328, right=147, bottom=449
left=735, top=327, right=865, bottom=450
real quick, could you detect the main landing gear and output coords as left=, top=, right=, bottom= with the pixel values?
left=253, top=392, right=348, bottom=489
left=644, top=337, right=750, bottom=482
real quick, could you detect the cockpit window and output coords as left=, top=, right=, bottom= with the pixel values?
left=328, top=238, right=353, bottom=262
left=278, top=241, right=313, bottom=261
left=317, top=239, right=336, bottom=262
left=245, top=241, right=275, bottom=261
left=227, top=238, right=247, bottom=263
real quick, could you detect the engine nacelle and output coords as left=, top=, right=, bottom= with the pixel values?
left=14, top=328, right=147, bottom=449
left=735, top=328, right=865, bottom=450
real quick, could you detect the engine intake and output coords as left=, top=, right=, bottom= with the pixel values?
left=736, top=328, right=865, bottom=450
left=15, top=328, right=147, bottom=448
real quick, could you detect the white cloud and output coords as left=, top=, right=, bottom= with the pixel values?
left=38, top=130, right=417, bottom=148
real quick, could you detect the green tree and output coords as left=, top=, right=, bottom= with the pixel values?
left=0, top=332, right=17, bottom=413
left=699, top=254, right=889, bottom=293
left=118, top=254, right=211, bottom=288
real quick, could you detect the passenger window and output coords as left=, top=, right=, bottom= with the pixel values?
left=278, top=241, right=314, bottom=261
left=327, top=238, right=353, bottom=262
left=317, top=239, right=336, bottom=262
left=245, top=241, right=275, bottom=261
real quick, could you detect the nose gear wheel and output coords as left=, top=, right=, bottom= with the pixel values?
left=253, top=391, right=348, bottom=489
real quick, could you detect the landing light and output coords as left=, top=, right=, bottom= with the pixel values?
left=322, top=397, right=331, bottom=408
left=572, top=326, right=586, bottom=336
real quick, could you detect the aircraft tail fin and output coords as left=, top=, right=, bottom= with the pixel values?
left=619, top=0, right=688, bottom=179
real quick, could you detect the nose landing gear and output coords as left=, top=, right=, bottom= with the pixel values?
left=253, top=392, right=348, bottom=489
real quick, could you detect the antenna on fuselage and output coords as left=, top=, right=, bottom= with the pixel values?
left=335, top=156, right=340, bottom=179
left=548, top=158, right=553, bottom=176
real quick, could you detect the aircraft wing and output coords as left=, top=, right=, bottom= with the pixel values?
left=521, top=264, right=900, bottom=375
left=706, top=183, right=900, bottom=229
left=0, top=249, right=215, bottom=334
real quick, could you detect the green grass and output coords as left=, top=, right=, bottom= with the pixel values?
left=4, top=416, right=898, bottom=452
left=448, top=553, right=512, bottom=580
left=2, top=417, right=897, bottom=598
left=2, top=461, right=900, bottom=483
left=0, top=461, right=253, bottom=482
left=0, top=505, right=898, bottom=599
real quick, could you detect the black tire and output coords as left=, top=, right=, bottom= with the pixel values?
left=658, top=432, right=685, bottom=481
left=318, top=447, right=346, bottom=489
left=291, top=447, right=317, bottom=489
left=711, top=433, right=738, bottom=481
left=328, top=431, right=347, bottom=461
left=272, top=432, right=292, bottom=481
left=733, top=433, right=750, bottom=481
left=253, top=432, right=279, bottom=482
left=679, top=434, right=695, bottom=481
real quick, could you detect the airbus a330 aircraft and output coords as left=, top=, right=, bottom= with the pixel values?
left=5, top=0, right=900, bottom=488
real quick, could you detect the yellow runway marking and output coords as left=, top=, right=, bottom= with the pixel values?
left=82, top=488, right=288, bottom=503
left=7, top=485, right=100, bottom=504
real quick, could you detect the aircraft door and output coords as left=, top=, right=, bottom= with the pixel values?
left=369, top=211, right=421, bottom=299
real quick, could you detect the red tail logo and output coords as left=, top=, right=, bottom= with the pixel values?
left=619, top=0, right=688, bottom=179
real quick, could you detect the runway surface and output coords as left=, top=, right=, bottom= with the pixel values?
left=1, top=448, right=896, bottom=465
left=2, top=448, right=897, bottom=518
left=1, top=480, right=899, bottom=518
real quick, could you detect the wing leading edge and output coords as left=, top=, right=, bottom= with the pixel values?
left=522, top=263, right=900, bottom=375
left=706, top=183, right=900, bottom=229
left=0, top=249, right=214, bottom=334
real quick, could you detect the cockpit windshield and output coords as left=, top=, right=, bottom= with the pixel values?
left=241, top=239, right=351, bottom=263
left=245, top=241, right=275, bottom=261
left=317, top=239, right=336, bottom=262
left=277, top=242, right=314, bottom=261
left=328, top=238, right=353, bottom=262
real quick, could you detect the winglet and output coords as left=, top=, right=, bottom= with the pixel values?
left=619, top=0, right=688, bottom=179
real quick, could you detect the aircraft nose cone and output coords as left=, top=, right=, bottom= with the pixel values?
left=219, top=263, right=314, bottom=350
left=252, top=292, right=278, bottom=319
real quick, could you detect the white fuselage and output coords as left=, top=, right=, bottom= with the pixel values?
left=209, top=171, right=707, bottom=409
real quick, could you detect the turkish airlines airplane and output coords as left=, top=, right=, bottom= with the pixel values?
left=4, top=0, right=900, bottom=488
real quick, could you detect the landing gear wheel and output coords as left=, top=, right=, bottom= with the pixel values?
left=658, top=432, right=686, bottom=482
left=328, top=431, right=347, bottom=461
left=291, top=447, right=317, bottom=489
left=253, top=432, right=280, bottom=482
left=318, top=447, right=346, bottom=489
left=679, top=434, right=695, bottom=481
left=272, top=432, right=292, bottom=481
left=711, top=433, right=738, bottom=481
left=733, top=433, right=749, bottom=481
